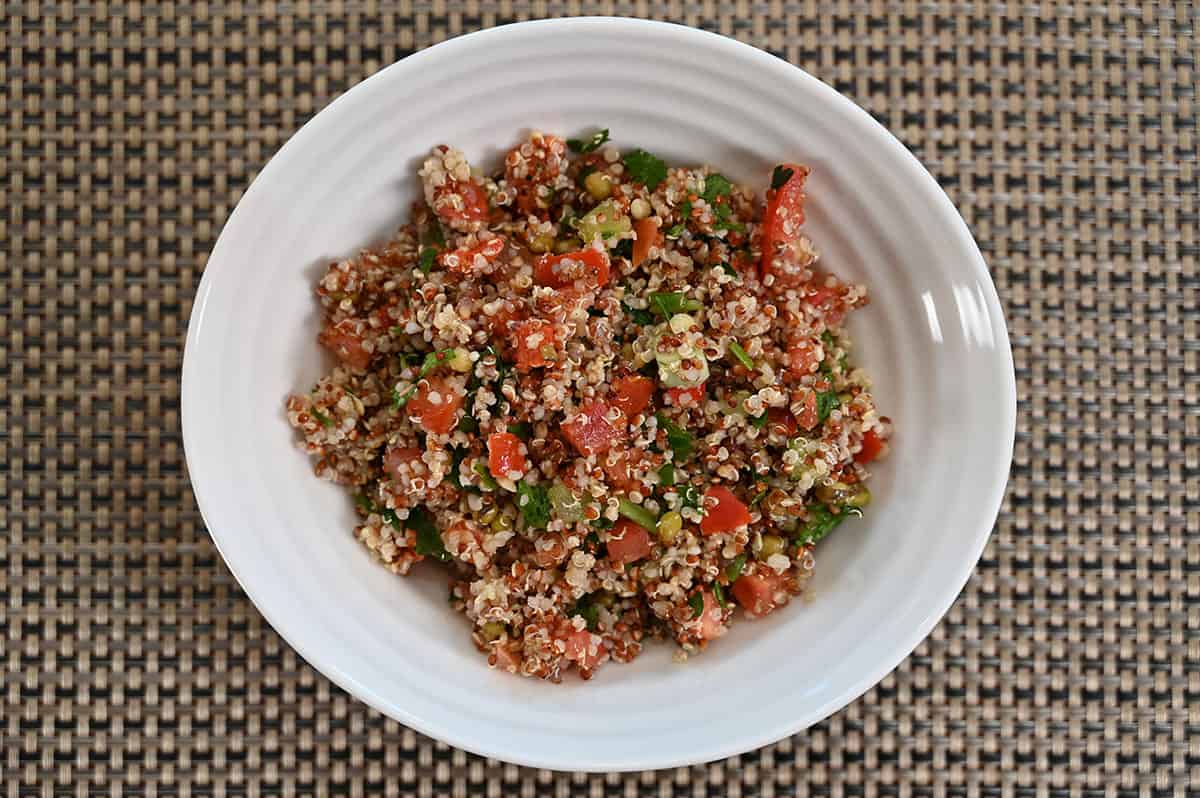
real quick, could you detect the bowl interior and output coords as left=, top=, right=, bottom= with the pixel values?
left=183, top=19, right=1014, bottom=771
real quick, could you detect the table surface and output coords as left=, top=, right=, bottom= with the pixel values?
left=3, top=3, right=1196, bottom=795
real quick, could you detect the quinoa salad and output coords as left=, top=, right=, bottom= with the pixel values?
left=286, top=129, right=892, bottom=682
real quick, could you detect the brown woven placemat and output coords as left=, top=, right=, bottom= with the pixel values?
left=3, top=2, right=1196, bottom=794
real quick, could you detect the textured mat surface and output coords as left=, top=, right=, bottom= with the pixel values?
left=3, top=2, right=1197, bottom=795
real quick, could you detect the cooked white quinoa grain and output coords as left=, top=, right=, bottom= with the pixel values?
left=287, top=131, right=892, bottom=682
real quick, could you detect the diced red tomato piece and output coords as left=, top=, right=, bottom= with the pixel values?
left=786, top=338, right=821, bottom=378
left=485, top=300, right=525, bottom=339
left=487, top=432, right=528, bottom=479
left=696, top=590, right=727, bottom=640
left=632, top=217, right=661, bottom=267
left=533, top=248, right=611, bottom=288
left=433, top=180, right=489, bottom=227
left=318, top=319, right=372, bottom=370
left=855, top=429, right=886, bottom=464
left=562, top=401, right=626, bottom=456
left=440, top=235, right=505, bottom=274
left=612, top=375, right=655, bottom=418
left=767, top=407, right=798, bottom=436
left=512, top=318, right=561, bottom=371
left=759, top=163, right=810, bottom=277
left=699, top=485, right=751, bottom=535
left=407, top=375, right=463, bottom=434
left=602, top=450, right=640, bottom=492
left=563, top=628, right=604, bottom=671
left=665, top=383, right=706, bottom=407
left=732, top=566, right=791, bottom=618
left=492, top=643, right=522, bottom=673
left=383, top=446, right=425, bottom=482
left=608, top=518, right=652, bottom=565
left=797, top=390, right=819, bottom=431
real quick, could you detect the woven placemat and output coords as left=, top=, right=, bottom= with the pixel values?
left=3, top=2, right=1196, bottom=794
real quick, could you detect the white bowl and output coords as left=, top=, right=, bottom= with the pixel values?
left=182, top=18, right=1015, bottom=772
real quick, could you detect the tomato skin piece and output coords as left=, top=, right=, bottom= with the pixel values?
left=699, top=486, right=751, bottom=535
left=433, top=180, right=489, bottom=227
left=797, top=390, right=820, bottom=431
left=318, top=320, right=372, bottom=370
left=440, top=235, right=505, bottom=274
left=855, top=429, right=886, bottom=464
left=665, top=383, right=706, bottom=407
left=632, top=217, right=661, bottom=267
left=407, top=375, right=463, bottom=434
left=533, top=248, right=611, bottom=288
left=488, top=432, right=528, bottom=479
left=563, top=628, right=604, bottom=671
left=786, top=338, right=821, bottom=378
left=759, top=163, right=810, bottom=277
left=608, top=518, right=653, bottom=565
left=732, top=566, right=790, bottom=617
left=612, top=375, right=655, bottom=418
left=562, top=401, right=626, bottom=456
left=511, top=318, right=561, bottom=371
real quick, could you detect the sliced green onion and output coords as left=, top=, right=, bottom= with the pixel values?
left=617, top=497, right=658, bottom=531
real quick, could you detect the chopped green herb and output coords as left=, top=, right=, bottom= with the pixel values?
left=655, top=413, right=695, bottom=462
left=311, top=408, right=333, bottom=428
left=447, top=447, right=470, bottom=489
left=701, top=173, right=733, bottom=203
left=688, top=592, right=705, bottom=619
left=771, top=165, right=795, bottom=190
left=354, top=493, right=374, bottom=514
left=392, top=350, right=452, bottom=407
left=457, top=415, right=479, bottom=434
left=569, top=595, right=602, bottom=631
left=713, top=581, right=728, bottom=608
left=658, top=463, right=675, bottom=488
left=409, top=507, right=451, bottom=562
left=612, top=238, right=634, bottom=260
left=665, top=223, right=685, bottom=238
left=750, top=413, right=770, bottom=429
left=424, top=222, right=446, bottom=248
left=622, top=301, right=656, bottom=325
left=574, top=165, right=595, bottom=189
left=719, top=263, right=739, bottom=278
left=648, top=291, right=702, bottom=317
left=473, top=462, right=499, bottom=492
left=727, top=341, right=755, bottom=370
left=795, top=503, right=862, bottom=547
left=390, top=325, right=405, bottom=336
left=506, top=422, right=532, bottom=440
left=418, top=247, right=438, bottom=274
left=617, top=497, right=657, bottom=531
left=816, top=390, right=840, bottom=424
left=590, top=517, right=615, bottom=531
left=679, top=483, right=703, bottom=511
left=712, top=203, right=745, bottom=233
left=516, top=480, right=551, bottom=528
left=623, top=149, right=668, bottom=190
left=726, top=553, right=747, bottom=581
left=750, top=487, right=769, bottom=507
left=567, top=128, right=610, bottom=154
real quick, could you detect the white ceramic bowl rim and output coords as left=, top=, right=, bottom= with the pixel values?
left=183, top=17, right=1016, bottom=771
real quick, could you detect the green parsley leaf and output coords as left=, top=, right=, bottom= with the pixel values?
left=655, top=413, right=695, bottom=462
left=794, top=503, right=862, bottom=547
left=448, top=447, right=470, bottom=489
left=612, top=238, right=634, bottom=260
left=725, top=553, right=747, bottom=582
left=816, top=390, right=840, bottom=424
left=506, top=422, right=532, bottom=440
left=713, top=581, right=728, bottom=608
left=771, top=165, right=795, bottom=190
left=311, top=408, right=333, bottom=428
left=713, top=203, right=745, bottom=233
left=590, top=517, right=615, bottom=531
left=423, top=221, right=446, bottom=248
left=392, top=350, right=452, bottom=408
left=665, top=223, right=685, bottom=238
left=688, top=592, right=705, bottom=619
left=409, top=507, right=451, bottom=562
left=727, top=341, right=755, bottom=370
left=516, top=480, right=551, bottom=529
left=418, top=247, right=438, bottom=274
left=679, top=483, right=703, bottom=511
left=718, top=263, right=739, bottom=278
left=569, top=595, right=602, bottom=631
left=750, top=413, right=770, bottom=429
left=648, top=291, right=702, bottom=317
left=457, top=415, right=479, bottom=435
left=622, top=301, right=656, bottom=326
left=658, top=463, right=675, bottom=488
left=473, top=462, right=499, bottom=492
left=567, top=128, right=610, bottom=154
left=623, top=149, right=668, bottom=190
left=701, top=173, right=733, bottom=203
left=750, top=487, right=769, bottom=506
